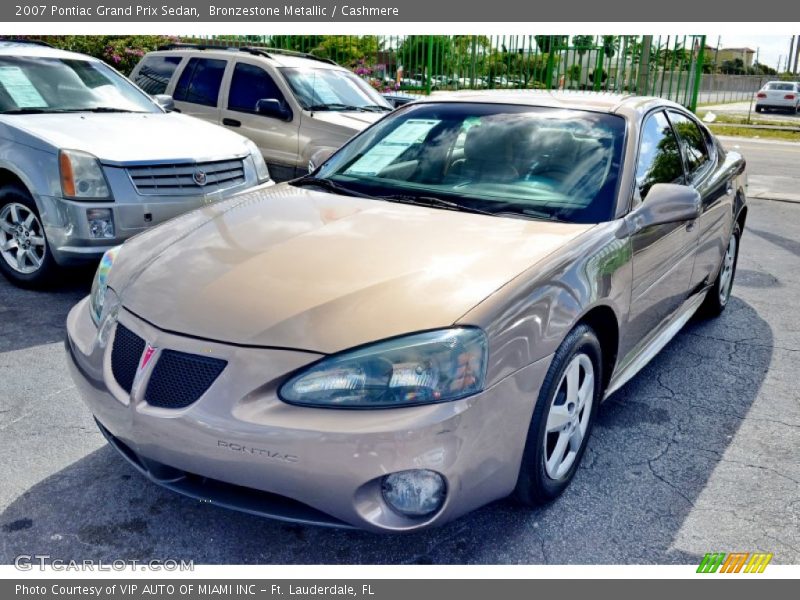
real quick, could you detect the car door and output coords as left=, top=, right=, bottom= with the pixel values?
left=622, top=110, right=699, bottom=352
left=221, top=60, right=301, bottom=182
left=170, top=56, right=227, bottom=124
left=666, top=109, right=735, bottom=293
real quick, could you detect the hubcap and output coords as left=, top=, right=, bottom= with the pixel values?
left=543, top=353, right=595, bottom=480
left=718, top=234, right=737, bottom=304
left=0, top=203, right=46, bottom=274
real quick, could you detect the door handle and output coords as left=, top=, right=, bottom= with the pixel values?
left=222, top=118, right=241, bottom=127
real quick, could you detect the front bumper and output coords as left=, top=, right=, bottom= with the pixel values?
left=40, top=181, right=274, bottom=266
left=65, top=296, right=551, bottom=532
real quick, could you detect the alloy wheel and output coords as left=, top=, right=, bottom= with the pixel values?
left=0, top=202, right=47, bottom=274
left=543, top=353, right=595, bottom=479
left=718, top=234, right=737, bottom=305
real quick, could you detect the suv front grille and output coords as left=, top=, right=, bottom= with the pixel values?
left=111, top=324, right=146, bottom=394
left=127, top=159, right=246, bottom=196
left=144, top=350, right=227, bottom=409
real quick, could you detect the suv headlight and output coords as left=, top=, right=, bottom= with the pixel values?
left=279, top=328, right=488, bottom=408
left=90, top=246, right=121, bottom=326
left=59, top=149, right=112, bottom=200
left=245, top=140, right=270, bottom=183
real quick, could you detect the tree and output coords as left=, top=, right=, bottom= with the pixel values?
left=572, top=35, right=595, bottom=56
left=535, top=36, right=569, bottom=54
left=602, top=35, right=619, bottom=58
left=397, top=36, right=457, bottom=77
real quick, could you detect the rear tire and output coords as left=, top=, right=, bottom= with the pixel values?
left=700, top=221, right=741, bottom=317
left=514, top=324, right=602, bottom=506
left=0, top=185, right=58, bottom=288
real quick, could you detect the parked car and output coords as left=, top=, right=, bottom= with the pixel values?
left=131, top=44, right=393, bottom=182
left=382, top=93, right=417, bottom=108
left=755, top=81, right=799, bottom=113
left=67, top=92, right=747, bottom=533
left=0, top=41, right=271, bottom=286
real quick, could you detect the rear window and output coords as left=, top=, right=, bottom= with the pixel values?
left=173, top=58, right=226, bottom=107
left=766, top=82, right=795, bottom=91
left=133, top=55, right=182, bottom=95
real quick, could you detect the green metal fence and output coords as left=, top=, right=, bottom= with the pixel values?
left=184, top=34, right=708, bottom=110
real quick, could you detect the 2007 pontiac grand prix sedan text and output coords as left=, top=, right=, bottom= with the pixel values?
left=65, top=92, right=747, bottom=532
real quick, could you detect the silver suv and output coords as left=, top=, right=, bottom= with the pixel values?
left=131, top=44, right=393, bottom=182
left=0, top=41, right=272, bottom=286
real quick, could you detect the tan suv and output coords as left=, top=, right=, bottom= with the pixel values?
left=131, top=44, right=393, bottom=182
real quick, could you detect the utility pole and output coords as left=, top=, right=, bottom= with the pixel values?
left=789, top=36, right=795, bottom=74
left=794, top=35, right=800, bottom=74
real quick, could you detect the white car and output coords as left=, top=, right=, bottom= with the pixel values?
left=0, top=41, right=271, bottom=286
left=755, top=81, right=799, bottom=113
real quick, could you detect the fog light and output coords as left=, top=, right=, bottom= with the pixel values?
left=87, top=208, right=115, bottom=239
left=381, top=469, right=446, bottom=517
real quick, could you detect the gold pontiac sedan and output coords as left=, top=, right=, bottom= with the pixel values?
left=65, top=92, right=747, bottom=532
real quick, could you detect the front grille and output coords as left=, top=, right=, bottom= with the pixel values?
left=144, top=350, right=227, bottom=409
left=127, top=159, right=246, bottom=196
left=111, top=324, right=146, bottom=394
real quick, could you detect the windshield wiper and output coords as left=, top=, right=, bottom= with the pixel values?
left=2, top=108, right=58, bottom=114
left=291, top=175, right=375, bottom=198
left=305, top=103, right=380, bottom=113
left=378, top=193, right=496, bottom=216
left=66, top=107, right=141, bottom=113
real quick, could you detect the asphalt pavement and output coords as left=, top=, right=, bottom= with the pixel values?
left=1, top=139, right=798, bottom=565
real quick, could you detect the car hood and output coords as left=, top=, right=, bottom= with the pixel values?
left=3, top=112, right=250, bottom=163
left=308, top=110, right=384, bottom=131
left=112, top=185, right=592, bottom=353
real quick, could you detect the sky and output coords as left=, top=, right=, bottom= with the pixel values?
left=705, top=34, right=798, bottom=70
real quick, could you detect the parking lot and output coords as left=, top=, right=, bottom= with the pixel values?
left=1, top=138, right=799, bottom=565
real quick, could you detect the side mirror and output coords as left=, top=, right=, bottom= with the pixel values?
left=629, top=183, right=701, bottom=230
left=153, top=94, right=175, bottom=112
left=307, top=147, right=336, bottom=173
left=256, top=98, right=292, bottom=121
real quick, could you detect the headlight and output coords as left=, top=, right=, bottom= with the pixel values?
left=59, top=149, right=111, bottom=200
left=279, top=328, right=488, bottom=408
left=90, top=246, right=121, bottom=326
left=245, top=140, right=270, bottom=183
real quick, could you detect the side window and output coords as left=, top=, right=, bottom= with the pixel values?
left=173, top=58, right=226, bottom=107
left=667, top=111, right=710, bottom=179
left=228, top=63, right=285, bottom=113
left=133, top=55, right=182, bottom=95
left=635, top=111, right=684, bottom=200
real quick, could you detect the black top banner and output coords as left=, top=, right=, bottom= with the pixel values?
left=1, top=0, right=791, bottom=22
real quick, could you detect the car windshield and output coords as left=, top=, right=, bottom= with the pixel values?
left=0, top=56, right=159, bottom=114
left=311, top=102, right=626, bottom=223
left=280, top=67, right=392, bottom=112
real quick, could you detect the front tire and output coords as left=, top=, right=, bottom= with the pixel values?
left=514, top=324, right=602, bottom=506
left=700, top=221, right=741, bottom=317
left=0, top=185, right=58, bottom=287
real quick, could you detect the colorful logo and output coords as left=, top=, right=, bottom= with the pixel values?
left=697, top=552, right=773, bottom=573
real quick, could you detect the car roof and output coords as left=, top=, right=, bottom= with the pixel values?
left=0, top=41, right=99, bottom=62
left=145, top=45, right=346, bottom=70
left=415, top=90, right=685, bottom=116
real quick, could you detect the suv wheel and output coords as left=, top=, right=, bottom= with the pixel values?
left=0, top=185, right=57, bottom=287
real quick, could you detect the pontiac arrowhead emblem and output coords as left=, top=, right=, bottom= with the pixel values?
left=140, top=344, right=157, bottom=370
